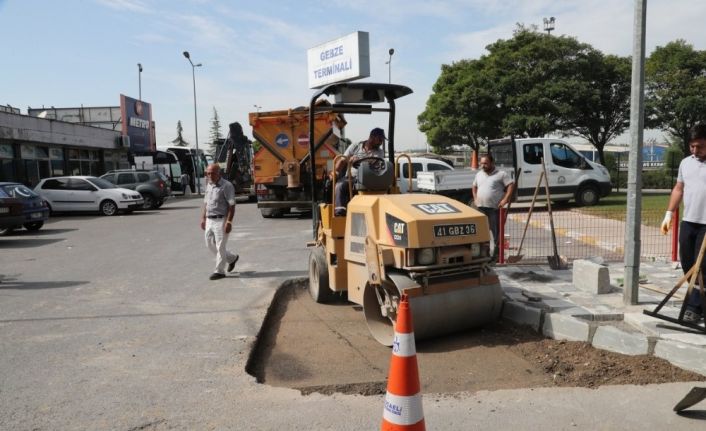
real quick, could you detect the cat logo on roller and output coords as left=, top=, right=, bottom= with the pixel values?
left=306, top=82, right=503, bottom=346
left=385, top=213, right=408, bottom=246
left=413, top=202, right=460, bottom=215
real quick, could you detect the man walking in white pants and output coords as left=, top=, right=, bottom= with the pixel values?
left=200, top=164, right=239, bottom=280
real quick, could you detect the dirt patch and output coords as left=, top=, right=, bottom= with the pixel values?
left=504, top=324, right=703, bottom=388
left=248, top=283, right=705, bottom=396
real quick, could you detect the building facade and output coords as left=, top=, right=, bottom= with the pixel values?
left=0, top=110, right=130, bottom=187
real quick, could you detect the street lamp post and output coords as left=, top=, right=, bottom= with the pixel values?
left=183, top=51, right=203, bottom=195
left=543, top=17, right=556, bottom=35
left=253, top=104, right=261, bottom=113
left=137, top=63, right=143, bottom=100
left=385, top=48, right=395, bottom=83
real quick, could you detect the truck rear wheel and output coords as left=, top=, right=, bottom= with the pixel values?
left=308, top=246, right=334, bottom=303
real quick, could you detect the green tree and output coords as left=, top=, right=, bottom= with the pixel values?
left=172, top=120, right=189, bottom=147
left=418, top=58, right=504, bottom=154
left=419, top=26, right=628, bottom=157
left=562, top=54, right=632, bottom=165
left=209, top=107, right=223, bottom=155
left=483, top=26, right=597, bottom=138
left=646, top=40, right=706, bottom=156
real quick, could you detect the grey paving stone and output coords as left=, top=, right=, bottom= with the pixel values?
left=592, top=326, right=649, bottom=355
left=581, top=305, right=616, bottom=315
left=573, top=259, right=611, bottom=294
left=542, top=313, right=591, bottom=342
left=550, top=284, right=580, bottom=293
left=542, top=298, right=577, bottom=312
left=556, top=306, right=591, bottom=316
left=661, top=332, right=706, bottom=347
left=654, top=339, right=706, bottom=376
left=502, top=301, right=542, bottom=331
left=624, top=312, right=661, bottom=330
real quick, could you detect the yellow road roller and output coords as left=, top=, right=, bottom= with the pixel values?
left=306, top=83, right=503, bottom=345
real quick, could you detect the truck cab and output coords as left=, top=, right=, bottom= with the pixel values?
left=489, top=137, right=612, bottom=206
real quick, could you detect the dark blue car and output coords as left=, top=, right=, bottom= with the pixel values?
left=0, top=182, right=50, bottom=235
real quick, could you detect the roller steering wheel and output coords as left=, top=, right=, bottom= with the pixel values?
left=351, top=156, right=386, bottom=170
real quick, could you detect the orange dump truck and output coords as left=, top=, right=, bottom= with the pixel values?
left=248, top=106, right=345, bottom=218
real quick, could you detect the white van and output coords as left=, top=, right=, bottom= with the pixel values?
left=416, top=138, right=612, bottom=206
left=395, top=157, right=454, bottom=193
left=488, top=138, right=612, bottom=206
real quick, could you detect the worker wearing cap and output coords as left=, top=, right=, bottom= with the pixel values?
left=333, top=127, right=386, bottom=216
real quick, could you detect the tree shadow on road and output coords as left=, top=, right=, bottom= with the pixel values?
left=0, top=279, right=89, bottom=290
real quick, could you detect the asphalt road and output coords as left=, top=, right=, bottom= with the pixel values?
left=0, top=197, right=312, bottom=430
left=1, top=198, right=703, bottom=430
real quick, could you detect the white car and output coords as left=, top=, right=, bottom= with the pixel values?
left=34, top=176, right=144, bottom=216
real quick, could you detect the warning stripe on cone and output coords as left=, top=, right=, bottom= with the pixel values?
left=383, top=392, right=424, bottom=426
left=392, top=333, right=416, bottom=357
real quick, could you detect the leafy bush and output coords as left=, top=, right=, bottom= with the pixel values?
left=605, top=152, right=677, bottom=190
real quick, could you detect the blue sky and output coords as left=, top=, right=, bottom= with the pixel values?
left=2, top=0, right=706, bottom=151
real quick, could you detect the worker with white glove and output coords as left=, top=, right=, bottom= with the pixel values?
left=660, top=210, right=673, bottom=235
left=665, top=123, right=706, bottom=323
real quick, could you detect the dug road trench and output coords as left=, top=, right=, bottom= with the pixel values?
left=247, top=281, right=705, bottom=395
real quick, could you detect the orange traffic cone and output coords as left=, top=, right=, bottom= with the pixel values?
left=381, top=294, right=425, bottom=431
left=471, top=150, right=478, bottom=169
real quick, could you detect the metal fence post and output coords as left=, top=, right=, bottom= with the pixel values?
left=672, top=207, right=679, bottom=262
left=498, top=207, right=506, bottom=264
left=616, top=153, right=621, bottom=193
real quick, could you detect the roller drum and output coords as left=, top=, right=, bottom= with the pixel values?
left=364, top=274, right=504, bottom=346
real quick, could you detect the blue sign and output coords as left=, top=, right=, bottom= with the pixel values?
left=275, top=133, right=290, bottom=148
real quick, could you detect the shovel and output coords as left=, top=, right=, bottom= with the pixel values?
left=674, top=387, right=706, bottom=412
left=506, top=170, right=543, bottom=264
left=541, top=158, right=568, bottom=270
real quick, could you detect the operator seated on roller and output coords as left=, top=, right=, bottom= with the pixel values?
left=332, top=127, right=387, bottom=217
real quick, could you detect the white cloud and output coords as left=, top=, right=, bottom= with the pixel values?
left=171, top=13, right=239, bottom=51
left=95, top=0, right=151, bottom=14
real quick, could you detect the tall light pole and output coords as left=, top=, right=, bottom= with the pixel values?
left=253, top=104, right=261, bottom=113
left=385, top=48, right=395, bottom=83
left=137, top=63, right=143, bottom=100
left=183, top=51, right=203, bottom=195
left=543, top=17, right=556, bottom=35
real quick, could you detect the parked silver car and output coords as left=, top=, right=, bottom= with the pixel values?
left=34, top=176, right=144, bottom=216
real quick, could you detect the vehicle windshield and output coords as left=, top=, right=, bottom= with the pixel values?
left=1, top=183, right=38, bottom=198
left=86, top=177, right=118, bottom=189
